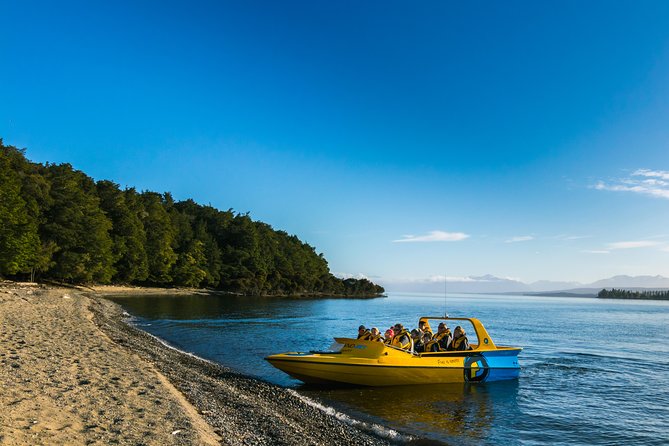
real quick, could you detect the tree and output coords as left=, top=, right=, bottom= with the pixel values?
left=218, top=214, right=263, bottom=293
left=40, top=163, right=114, bottom=282
left=140, top=192, right=177, bottom=284
left=172, top=239, right=208, bottom=287
left=97, top=181, right=149, bottom=283
left=169, top=201, right=208, bottom=287
left=0, top=143, right=40, bottom=276
left=195, top=222, right=223, bottom=287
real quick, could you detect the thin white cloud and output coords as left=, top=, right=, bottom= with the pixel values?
left=505, top=235, right=534, bottom=243
left=552, top=234, right=591, bottom=241
left=378, top=276, right=462, bottom=283
left=426, top=275, right=476, bottom=283
left=333, top=272, right=369, bottom=280
left=640, top=179, right=668, bottom=186
left=393, top=230, right=469, bottom=243
left=594, top=169, right=669, bottom=200
left=391, top=274, right=521, bottom=283
left=607, top=241, right=660, bottom=250
left=562, top=235, right=591, bottom=240
left=633, top=169, right=669, bottom=181
left=581, top=250, right=610, bottom=254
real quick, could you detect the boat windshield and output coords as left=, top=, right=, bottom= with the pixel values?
left=420, top=317, right=481, bottom=349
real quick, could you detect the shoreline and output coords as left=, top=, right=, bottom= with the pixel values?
left=0, top=281, right=401, bottom=445
left=88, top=284, right=386, bottom=299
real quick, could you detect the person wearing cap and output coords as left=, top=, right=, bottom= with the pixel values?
left=450, top=325, right=471, bottom=351
left=383, top=328, right=394, bottom=344
left=436, top=322, right=453, bottom=351
left=411, top=328, right=425, bottom=352
left=425, top=322, right=452, bottom=352
left=418, top=320, right=433, bottom=336
left=369, top=327, right=383, bottom=342
left=357, top=325, right=371, bottom=340
left=391, top=323, right=411, bottom=350
left=421, top=331, right=433, bottom=348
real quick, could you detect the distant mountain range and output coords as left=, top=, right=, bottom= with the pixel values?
left=381, top=274, right=669, bottom=296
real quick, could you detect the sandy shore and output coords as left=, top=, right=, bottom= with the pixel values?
left=0, top=282, right=397, bottom=445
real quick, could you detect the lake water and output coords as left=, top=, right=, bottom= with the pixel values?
left=109, top=293, right=669, bottom=445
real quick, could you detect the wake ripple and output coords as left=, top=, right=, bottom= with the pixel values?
left=286, top=389, right=415, bottom=443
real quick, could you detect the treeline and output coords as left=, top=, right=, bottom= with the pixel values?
left=0, top=141, right=384, bottom=296
left=598, top=288, right=669, bottom=300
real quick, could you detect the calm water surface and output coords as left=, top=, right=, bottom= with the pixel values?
left=110, top=293, right=669, bottom=445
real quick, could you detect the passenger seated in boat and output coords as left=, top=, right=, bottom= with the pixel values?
left=391, top=324, right=412, bottom=350
left=369, top=327, right=383, bottom=342
left=418, top=320, right=433, bottom=336
left=383, top=328, right=394, bottom=344
left=424, top=322, right=452, bottom=352
left=411, top=329, right=424, bottom=352
left=450, top=326, right=471, bottom=351
left=357, top=325, right=372, bottom=340
left=437, top=323, right=453, bottom=350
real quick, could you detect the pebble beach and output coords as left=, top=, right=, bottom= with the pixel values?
left=0, top=282, right=397, bottom=445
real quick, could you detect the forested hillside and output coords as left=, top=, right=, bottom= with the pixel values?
left=598, top=288, right=669, bottom=300
left=0, top=141, right=384, bottom=296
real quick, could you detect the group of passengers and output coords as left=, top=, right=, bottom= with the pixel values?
left=356, top=321, right=471, bottom=352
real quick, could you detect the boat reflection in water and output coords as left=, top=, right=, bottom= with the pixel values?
left=303, top=380, right=520, bottom=444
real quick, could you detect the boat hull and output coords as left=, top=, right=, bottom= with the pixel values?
left=266, top=348, right=520, bottom=386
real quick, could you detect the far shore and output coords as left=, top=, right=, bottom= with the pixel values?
left=87, top=283, right=386, bottom=299
left=0, top=280, right=397, bottom=445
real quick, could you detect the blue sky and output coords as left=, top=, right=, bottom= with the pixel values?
left=2, top=1, right=669, bottom=285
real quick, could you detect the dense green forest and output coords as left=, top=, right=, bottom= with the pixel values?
left=0, top=141, right=384, bottom=296
left=598, top=288, right=669, bottom=300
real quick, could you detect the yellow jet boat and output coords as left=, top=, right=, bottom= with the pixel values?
left=265, top=316, right=521, bottom=386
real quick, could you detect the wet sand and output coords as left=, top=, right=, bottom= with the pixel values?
left=0, top=282, right=396, bottom=445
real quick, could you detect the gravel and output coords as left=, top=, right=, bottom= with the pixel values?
left=89, top=296, right=407, bottom=446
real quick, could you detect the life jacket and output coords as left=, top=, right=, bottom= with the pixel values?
left=420, top=326, right=433, bottom=336
left=451, top=335, right=470, bottom=351
left=357, top=330, right=372, bottom=340
left=430, top=329, right=452, bottom=351
left=423, top=340, right=440, bottom=352
left=433, top=330, right=447, bottom=341
left=391, top=329, right=411, bottom=350
left=363, top=333, right=382, bottom=342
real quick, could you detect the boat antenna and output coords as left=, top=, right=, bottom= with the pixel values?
left=444, top=274, right=448, bottom=318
